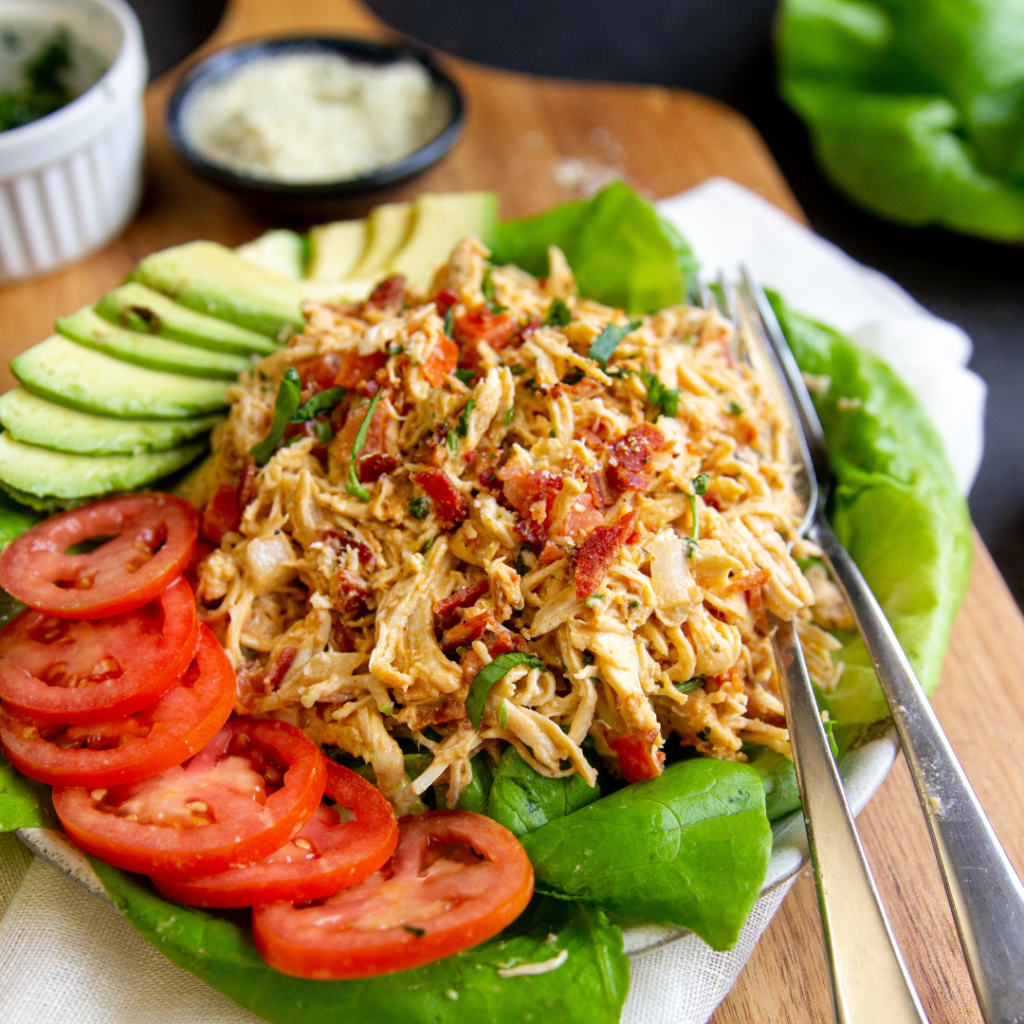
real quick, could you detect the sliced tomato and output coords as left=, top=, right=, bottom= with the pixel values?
left=0, top=624, right=233, bottom=788
left=52, top=716, right=326, bottom=879
left=153, top=759, right=397, bottom=907
left=253, top=810, right=534, bottom=980
left=0, top=576, right=198, bottom=724
left=201, top=485, right=241, bottom=545
left=611, top=731, right=664, bottom=783
left=0, top=494, right=199, bottom=619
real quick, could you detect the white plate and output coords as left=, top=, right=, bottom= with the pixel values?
left=15, top=725, right=898, bottom=958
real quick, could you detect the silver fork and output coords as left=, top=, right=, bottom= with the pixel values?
left=694, top=277, right=929, bottom=1024
left=734, top=269, right=1024, bottom=1024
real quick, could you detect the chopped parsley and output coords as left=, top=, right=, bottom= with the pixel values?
left=509, top=363, right=526, bottom=375
left=421, top=537, right=436, bottom=554
left=446, top=431, right=458, bottom=454
left=628, top=600, right=640, bottom=609
left=582, top=651, right=595, bottom=666
left=481, top=267, right=507, bottom=313
left=456, top=399, right=476, bottom=439
left=562, top=368, right=585, bottom=385
left=345, top=390, right=383, bottom=501
left=408, top=496, right=431, bottom=520
left=693, top=473, right=709, bottom=496
left=684, top=474, right=707, bottom=554
left=498, top=700, right=508, bottom=730
left=503, top=406, right=515, bottom=427
left=696, top=727, right=711, bottom=741
left=728, top=401, right=743, bottom=416
left=587, top=319, right=642, bottom=367
left=515, top=549, right=530, bottom=576
left=250, top=368, right=302, bottom=466
left=443, top=307, right=455, bottom=338
left=674, top=677, right=704, bottom=694
left=584, top=594, right=606, bottom=608
left=543, top=296, right=572, bottom=327
left=454, top=368, right=475, bottom=386
left=640, top=368, right=680, bottom=418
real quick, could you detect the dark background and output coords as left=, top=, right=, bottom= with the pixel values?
left=127, top=0, right=1024, bottom=610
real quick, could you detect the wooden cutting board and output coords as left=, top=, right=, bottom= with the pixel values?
left=3, top=1, right=1023, bottom=1020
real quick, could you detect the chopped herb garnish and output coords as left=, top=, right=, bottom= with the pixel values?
left=692, top=473, right=709, bottom=496
left=481, top=267, right=506, bottom=313
left=387, top=343, right=403, bottom=356
left=457, top=399, right=476, bottom=439
left=498, top=700, right=508, bottom=730
left=640, top=368, right=680, bottom=418
left=728, top=401, right=743, bottom=416
left=582, top=652, right=595, bottom=666
left=313, top=419, right=333, bottom=445
left=525, top=378, right=538, bottom=391
left=515, top=549, right=530, bottom=576
left=684, top=474, right=707, bottom=554
left=408, top=496, right=431, bottom=520
left=465, top=652, right=546, bottom=729
left=562, top=368, right=585, bottom=385
left=683, top=536, right=698, bottom=558
left=587, top=319, right=642, bottom=367
left=503, top=406, right=515, bottom=427
left=443, top=307, right=455, bottom=338
left=401, top=924, right=426, bottom=937
left=509, top=364, right=525, bottom=375
left=696, top=727, right=711, bottom=741
left=675, top=677, right=704, bottom=694
left=446, top=431, right=458, bottom=454
left=250, top=368, right=302, bottom=466
left=345, top=391, right=382, bottom=501
left=422, top=726, right=443, bottom=743
left=379, top=704, right=394, bottom=716
left=628, top=600, right=640, bottom=609
left=549, top=429, right=556, bottom=438
left=584, top=594, right=606, bottom=608
left=543, top=296, right=572, bottom=327
left=421, top=537, right=435, bottom=554
left=293, top=386, right=345, bottom=425
left=454, top=368, right=475, bottom=386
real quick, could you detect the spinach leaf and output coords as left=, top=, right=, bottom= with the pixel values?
left=1, top=750, right=56, bottom=831
left=641, top=367, right=680, bottom=417
left=91, top=861, right=631, bottom=1024
left=520, top=758, right=772, bottom=951
left=250, top=368, right=302, bottom=466
left=492, top=182, right=687, bottom=313
left=293, top=386, right=344, bottom=421
left=486, top=744, right=602, bottom=838
left=0, top=489, right=38, bottom=551
left=587, top=320, right=641, bottom=367
left=465, top=653, right=545, bottom=729
left=772, top=292, right=973, bottom=725
left=454, top=752, right=494, bottom=814
left=747, top=748, right=802, bottom=822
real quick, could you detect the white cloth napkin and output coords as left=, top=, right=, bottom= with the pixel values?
left=0, top=179, right=985, bottom=1023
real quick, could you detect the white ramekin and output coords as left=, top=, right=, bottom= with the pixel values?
left=0, top=0, right=147, bottom=284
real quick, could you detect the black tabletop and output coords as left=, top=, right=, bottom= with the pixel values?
left=127, top=0, right=1024, bottom=610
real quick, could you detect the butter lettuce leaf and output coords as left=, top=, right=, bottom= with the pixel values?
left=492, top=182, right=691, bottom=312
left=778, top=0, right=1024, bottom=240
left=91, top=860, right=630, bottom=1024
left=0, top=750, right=57, bottom=831
left=520, top=758, right=772, bottom=951
left=772, top=292, right=973, bottom=724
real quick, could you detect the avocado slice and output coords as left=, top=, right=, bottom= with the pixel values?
left=0, top=433, right=207, bottom=509
left=237, top=229, right=307, bottom=279
left=57, top=307, right=251, bottom=381
left=11, top=336, right=230, bottom=420
left=390, top=192, right=499, bottom=289
left=96, top=283, right=279, bottom=356
left=133, top=242, right=373, bottom=339
left=351, top=202, right=414, bottom=280
left=0, top=388, right=223, bottom=455
left=307, top=219, right=367, bottom=281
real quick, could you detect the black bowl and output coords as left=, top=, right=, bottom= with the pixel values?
left=165, top=36, right=465, bottom=220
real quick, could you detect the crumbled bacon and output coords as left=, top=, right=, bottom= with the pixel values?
left=434, top=579, right=490, bottom=622
left=441, top=611, right=527, bottom=653
left=605, top=423, right=668, bottom=493
left=237, top=457, right=258, bottom=509
left=410, top=469, right=469, bottom=529
left=359, top=275, right=406, bottom=317
left=454, top=307, right=518, bottom=368
left=731, top=567, right=770, bottom=614
left=575, top=509, right=638, bottom=600
left=319, top=526, right=377, bottom=571
left=423, top=336, right=458, bottom=386
left=588, top=469, right=614, bottom=508
left=610, top=730, right=664, bottom=782
left=394, top=696, right=466, bottom=731
left=434, top=288, right=459, bottom=318
left=264, top=645, right=297, bottom=691
left=335, top=570, right=371, bottom=619
left=201, top=484, right=241, bottom=545
left=358, top=452, right=401, bottom=483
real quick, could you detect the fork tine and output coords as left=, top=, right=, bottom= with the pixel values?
left=739, top=267, right=831, bottom=483
left=692, top=271, right=716, bottom=312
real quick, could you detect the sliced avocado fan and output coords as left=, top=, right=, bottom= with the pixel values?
left=306, top=219, right=368, bottom=282
left=236, top=229, right=307, bottom=280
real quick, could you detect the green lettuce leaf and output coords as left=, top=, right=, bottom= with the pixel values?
left=486, top=745, right=603, bottom=837
left=491, top=182, right=690, bottom=312
left=778, top=0, right=1024, bottom=240
left=772, top=292, right=973, bottom=724
left=0, top=489, right=38, bottom=550
left=91, top=860, right=630, bottom=1024
left=1, top=750, right=57, bottom=831
left=520, top=759, right=772, bottom=950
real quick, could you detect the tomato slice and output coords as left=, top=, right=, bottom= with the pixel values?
left=153, top=759, right=397, bottom=907
left=0, top=577, right=198, bottom=724
left=0, top=624, right=233, bottom=788
left=253, top=810, right=534, bottom=980
left=52, top=717, right=326, bottom=879
left=0, top=493, right=199, bottom=619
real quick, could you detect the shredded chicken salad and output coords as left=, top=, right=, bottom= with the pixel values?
left=194, top=238, right=848, bottom=813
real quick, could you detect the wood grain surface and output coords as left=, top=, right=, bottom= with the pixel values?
left=3, top=1, right=1022, bottom=1021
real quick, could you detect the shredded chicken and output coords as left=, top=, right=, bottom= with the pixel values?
left=196, top=239, right=849, bottom=808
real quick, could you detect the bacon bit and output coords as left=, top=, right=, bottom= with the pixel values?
left=394, top=696, right=466, bottom=731
left=538, top=541, right=563, bottom=565
left=515, top=518, right=546, bottom=547
left=435, top=288, right=459, bottom=318
left=611, top=730, right=664, bottom=782
left=359, top=274, right=406, bottom=316
left=423, top=335, right=459, bottom=386
left=478, top=465, right=503, bottom=497
left=731, top=567, right=771, bottom=592
left=575, top=509, right=638, bottom=600
left=605, top=423, right=668, bottom=494
left=201, top=484, right=241, bottom=545
left=318, top=527, right=377, bottom=571
left=184, top=541, right=214, bottom=592
left=410, top=469, right=469, bottom=529
left=460, top=648, right=486, bottom=688
left=454, top=307, right=518, bottom=368
left=237, top=457, right=258, bottom=510
left=442, top=612, right=527, bottom=655
left=264, top=645, right=297, bottom=691
left=358, top=452, right=401, bottom=483
left=337, top=351, right=389, bottom=390
left=336, top=570, right=371, bottom=619
left=421, top=426, right=450, bottom=468
left=588, top=469, right=614, bottom=508
left=518, top=315, right=541, bottom=343
left=434, top=579, right=490, bottom=622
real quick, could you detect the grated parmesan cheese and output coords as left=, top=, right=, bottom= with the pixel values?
left=183, top=52, right=450, bottom=183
